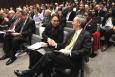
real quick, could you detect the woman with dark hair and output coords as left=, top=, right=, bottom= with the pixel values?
left=24, top=14, right=64, bottom=71
left=85, top=10, right=101, bottom=57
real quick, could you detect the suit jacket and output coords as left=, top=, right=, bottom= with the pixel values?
left=15, top=17, right=36, bottom=37
left=15, top=17, right=36, bottom=44
left=42, top=23, right=64, bottom=47
left=63, top=10, right=76, bottom=21
left=102, top=13, right=115, bottom=27
left=57, top=29, right=92, bottom=62
left=59, top=16, right=66, bottom=28
left=95, top=9, right=107, bottom=17
left=42, top=16, right=51, bottom=27
left=85, top=16, right=101, bottom=33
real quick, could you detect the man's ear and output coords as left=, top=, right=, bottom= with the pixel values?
left=77, top=21, right=80, bottom=26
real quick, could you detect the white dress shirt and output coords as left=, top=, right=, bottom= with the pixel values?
left=33, top=13, right=44, bottom=24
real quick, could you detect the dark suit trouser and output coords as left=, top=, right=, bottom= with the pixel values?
left=3, top=34, right=12, bottom=57
left=11, top=36, right=24, bottom=59
left=28, top=50, right=42, bottom=69
left=29, top=52, right=79, bottom=77
left=28, top=48, right=55, bottom=69
left=3, top=34, right=24, bottom=59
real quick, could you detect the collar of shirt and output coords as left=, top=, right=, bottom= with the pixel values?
left=70, top=28, right=83, bottom=50
left=75, top=28, right=83, bottom=36
left=23, top=17, right=28, bottom=26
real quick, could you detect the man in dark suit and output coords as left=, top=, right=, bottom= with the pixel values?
left=0, top=10, right=36, bottom=65
left=14, top=15, right=92, bottom=77
left=42, top=9, right=51, bottom=27
left=94, top=4, right=107, bottom=18
left=63, top=4, right=76, bottom=21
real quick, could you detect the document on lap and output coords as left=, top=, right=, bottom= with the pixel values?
left=36, top=48, right=46, bottom=55
left=27, top=42, right=46, bottom=50
left=6, top=30, right=15, bottom=33
left=0, top=30, right=15, bottom=34
left=0, top=31, right=5, bottom=34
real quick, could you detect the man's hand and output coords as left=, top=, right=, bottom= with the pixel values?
left=11, top=32, right=21, bottom=36
left=113, top=26, right=115, bottom=30
left=50, top=40, right=57, bottom=46
left=59, top=49, right=71, bottom=55
left=41, top=42, right=48, bottom=48
left=47, top=38, right=52, bottom=45
left=7, top=29, right=15, bottom=33
left=47, top=38, right=57, bottom=46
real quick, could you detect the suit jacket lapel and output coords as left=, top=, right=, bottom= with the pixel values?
left=64, top=31, right=75, bottom=47
left=72, top=29, right=85, bottom=50
left=23, top=17, right=29, bottom=31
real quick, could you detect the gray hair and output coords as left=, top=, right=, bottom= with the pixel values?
left=75, top=15, right=87, bottom=28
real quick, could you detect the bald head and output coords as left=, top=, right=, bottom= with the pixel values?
left=44, top=9, right=51, bottom=16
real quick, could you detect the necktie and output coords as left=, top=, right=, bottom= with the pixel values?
left=20, top=18, right=28, bottom=33
left=65, top=32, right=77, bottom=50
left=9, top=19, right=19, bottom=30
left=20, top=22, right=25, bottom=33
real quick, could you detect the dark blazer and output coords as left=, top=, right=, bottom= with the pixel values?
left=101, top=13, right=115, bottom=27
left=85, top=16, right=101, bottom=33
left=57, top=29, right=92, bottom=61
left=68, top=11, right=76, bottom=21
left=63, top=10, right=76, bottom=21
left=42, top=16, right=51, bottom=27
left=42, top=23, right=64, bottom=46
left=59, top=16, right=66, bottom=28
left=15, top=17, right=36, bottom=38
left=95, top=9, right=107, bottom=17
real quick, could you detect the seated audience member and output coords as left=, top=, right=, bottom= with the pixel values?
left=111, top=5, right=115, bottom=31
left=0, top=12, right=9, bottom=31
left=7, top=10, right=16, bottom=28
left=94, top=4, right=107, bottom=18
left=28, top=6, right=35, bottom=18
left=0, top=10, right=36, bottom=65
left=0, top=10, right=16, bottom=42
left=0, top=12, right=9, bottom=25
left=100, top=8, right=115, bottom=51
left=0, top=12, right=3, bottom=24
left=14, top=15, right=92, bottom=77
left=42, top=9, right=51, bottom=27
left=33, top=7, right=44, bottom=25
left=85, top=11, right=101, bottom=57
left=76, top=4, right=86, bottom=16
left=63, top=3, right=76, bottom=21
left=57, top=10, right=66, bottom=28
left=25, top=14, right=64, bottom=69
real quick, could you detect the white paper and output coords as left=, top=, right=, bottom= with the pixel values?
left=0, top=31, right=5, bottom=34
left=27, top=42, right=45, bottom=50
left=36, top=48, right=46, bottom=55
